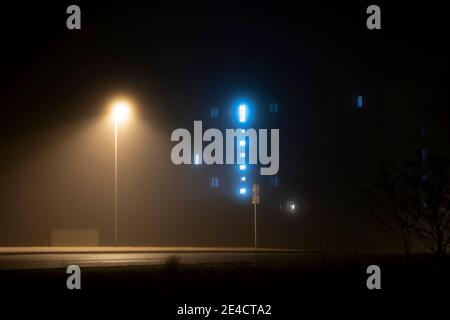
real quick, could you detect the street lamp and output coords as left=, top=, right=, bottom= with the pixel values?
left=110, top=99, right=132, bottom=246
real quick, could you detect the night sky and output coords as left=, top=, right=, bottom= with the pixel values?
left=0, top=2, right=448, bottom=249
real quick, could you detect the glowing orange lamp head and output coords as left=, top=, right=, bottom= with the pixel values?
left=111, top=100, right=132, bottom=124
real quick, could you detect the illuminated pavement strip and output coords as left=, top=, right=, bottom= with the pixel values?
left=0, top=247, right=304, bottom=255
left=0, top=247, right=316, bottom=270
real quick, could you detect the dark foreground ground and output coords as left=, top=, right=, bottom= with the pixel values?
left=1, top=253, right=449, bottom=317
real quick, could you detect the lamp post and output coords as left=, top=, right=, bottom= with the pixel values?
left=111, top=101, right=131, bottom=246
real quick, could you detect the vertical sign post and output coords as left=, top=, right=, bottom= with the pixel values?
left=252, top=184, right=260, bottom=250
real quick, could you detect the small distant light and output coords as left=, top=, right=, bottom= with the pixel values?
left=239, top=140, right=246, bottom=147
left=241, top=177, right=246, bottom=181
left=287, top=201, right=297, bottom=214
left=239, top=187, right=247, bottom=195
left=239, top=104, right=247, bottom=123
left=240, top=152, right=246, bottom=158
left=239, top=164, right=247, bottom=170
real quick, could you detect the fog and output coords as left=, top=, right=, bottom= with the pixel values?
left=0, top=107, right=405, bottom=252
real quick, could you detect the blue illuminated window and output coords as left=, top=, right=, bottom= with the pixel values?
left=241, top=176, right=246, bottom=182
left=238, top=104, right=247, bottom=123
left=211, top=177, right=219, bottom=188
left=357, top=96, right=363, bottom=109
left=239, top=164, right=247, bottom=171
left=239, top=187, right=247, bottom=195
left=270, top=176, right=279, bottom=187
left=270, top=102, right=279, bottom=113
left=210, top=107, right=219, bottom=118
left=239, top=140, right=246, bottom=147
left=421, top=149, right=428, bottom=161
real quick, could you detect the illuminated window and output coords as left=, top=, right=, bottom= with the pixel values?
left=270, top=102, right=279, bottom=113
left=239, top=164, right=247, bottom=171
left=421, top=149, right=428, bottom=161
left=211, top=177, right=219, bottom=188
left=239, top=140, right=246, bottom=147
left=240, top=152, right=246, bottom=159
left=239, top=187, right=247, bottom=195
left=239, top=104, right=247, bottom=123
left=270, top=176, right=279, bottom=187
left=241, top=176, right=246, bottom=182
left=210, top=107, right=219, bottom=118
left=357, top=96, right=363, bottom=109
